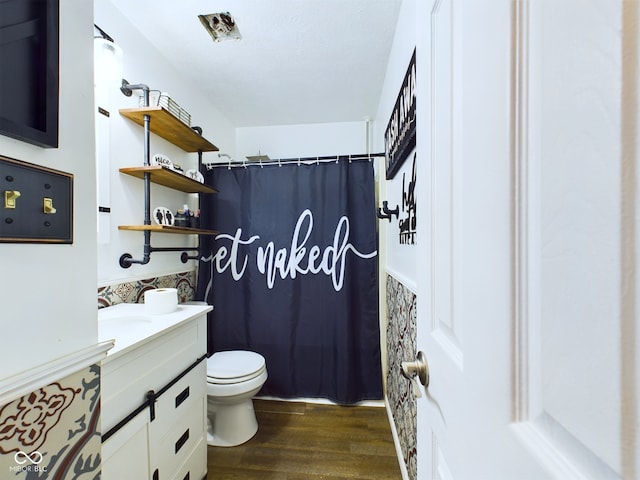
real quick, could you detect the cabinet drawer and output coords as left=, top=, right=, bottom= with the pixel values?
left=151, top=395, right=207, bottom=479
left=149, top=360, right=206, bottom=440
left=173, top=437, right=207, bottom=480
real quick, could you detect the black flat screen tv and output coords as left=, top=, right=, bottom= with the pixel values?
left=0, top=0, right=59, bottom=148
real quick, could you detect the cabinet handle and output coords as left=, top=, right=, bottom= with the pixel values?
left=147, top=390, right=157, bottom=421
left=175, top=428, right=189, bottom=454
left=175, top=386, right=190, bottom=408
left=153, top=469, right=159, bottom=480
left=182, top=472, right=190, bottom=480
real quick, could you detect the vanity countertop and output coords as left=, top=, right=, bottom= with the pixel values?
left=98, top=303, right=212, bottom=360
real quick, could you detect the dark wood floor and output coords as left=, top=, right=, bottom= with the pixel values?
left=207, top=399, right=402, bottom=480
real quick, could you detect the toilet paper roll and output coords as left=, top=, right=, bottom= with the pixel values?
left=145, top=288, right=178, bottom=315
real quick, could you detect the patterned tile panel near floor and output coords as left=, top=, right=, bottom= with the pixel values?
left=0, top=365, right=101, bottom=479
left=386, top=274, right=417, bottom=480
left=97, top=270, right=197, bottom=308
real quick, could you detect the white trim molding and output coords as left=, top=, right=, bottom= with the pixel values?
left=0, top=341, right=114, bottom=406
left=511, top=0, right=532, bottom=425
left=385, top=393, right=411, bottom=480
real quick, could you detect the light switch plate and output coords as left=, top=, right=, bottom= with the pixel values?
left=0, top=155, right=73, bottom=243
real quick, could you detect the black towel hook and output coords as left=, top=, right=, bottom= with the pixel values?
left=376, top=201, right=399, bottom=221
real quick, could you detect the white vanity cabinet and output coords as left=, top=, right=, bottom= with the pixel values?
left=99, top=304, right=211, bottom=480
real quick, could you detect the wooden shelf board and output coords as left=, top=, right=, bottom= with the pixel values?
left=118, top=225, right=219, bottom=235
left=119, top=166, right=218, bottom=194
left=119, top=107, right=219, bottom=153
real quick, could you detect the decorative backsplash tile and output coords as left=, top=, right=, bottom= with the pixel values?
left=0, top=365, right=101, bottom=478
left=386, top=274, right=417, bottom=480
left=97, top=270, right=197, bottom=308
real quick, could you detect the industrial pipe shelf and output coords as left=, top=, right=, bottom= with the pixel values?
left=118, top=225, right=218, bottom=235
left=117, top=93, right=219, bottom=268
left=119, top=107, right=219, bottom=152
left=119, top=166, right=218, bottom=193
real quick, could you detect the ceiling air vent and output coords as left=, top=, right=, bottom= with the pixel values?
left=198, top=12, right=241, bottom=42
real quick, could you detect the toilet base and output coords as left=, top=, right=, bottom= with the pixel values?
left=207, top=398, right=259, bottom=447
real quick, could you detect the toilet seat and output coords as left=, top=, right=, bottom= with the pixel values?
left=207, top=351, right=266, bottom=385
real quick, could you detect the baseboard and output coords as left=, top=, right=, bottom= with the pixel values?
left=256, top=395, right=385, bottom=407
left=385, top=393, right=410, bottom=480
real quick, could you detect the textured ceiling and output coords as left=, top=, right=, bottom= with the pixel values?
left=107, top=0, right=402, bottom=127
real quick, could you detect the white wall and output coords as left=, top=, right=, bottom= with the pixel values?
left=371, top=0, right=417, bottom=401
left=0, top=1, right=97, bottom=379
left=236, top=121, right=370, bottom=161
left=374, top=0, right=417, bottom=291
left=94, top=1, right=236, bottom=284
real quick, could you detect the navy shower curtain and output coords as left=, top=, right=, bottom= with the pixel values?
left=196, top=160, right=383, bottom=404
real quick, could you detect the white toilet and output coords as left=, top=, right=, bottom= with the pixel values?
left=206, top=350, right=268, bottom=447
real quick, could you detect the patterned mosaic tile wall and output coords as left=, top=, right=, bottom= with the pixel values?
left=0, top=365, right=101, bottom=478
left=97, top=270, right=197, bottom=308
left=386, top=274, right=418, bottom=480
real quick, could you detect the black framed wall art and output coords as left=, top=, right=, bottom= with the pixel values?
left=0, top=0, right=60, bottom=148
left=385, top=48, right=416, bottom=180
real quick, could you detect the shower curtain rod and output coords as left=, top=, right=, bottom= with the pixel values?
left=203, top=152, right=385, bottom=170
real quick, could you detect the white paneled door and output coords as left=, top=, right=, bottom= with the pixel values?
left=414, top=0, right=639, bottom=478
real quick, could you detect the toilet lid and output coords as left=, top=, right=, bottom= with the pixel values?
left=207, top=351, right=266, bottom=384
